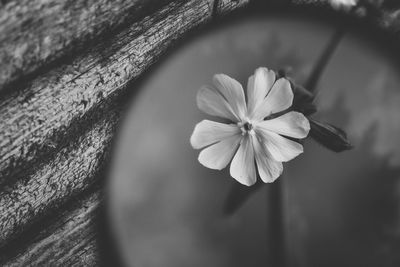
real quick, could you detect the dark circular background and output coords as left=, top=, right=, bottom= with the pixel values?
left=107, top=5, right=400, bottom=267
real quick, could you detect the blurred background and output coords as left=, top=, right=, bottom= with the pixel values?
left=107, top=11, right=400, bottom=267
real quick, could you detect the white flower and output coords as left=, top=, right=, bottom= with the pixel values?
left=329, top=0, right=358, bottom=9
left=190, top=68, right=310, bottom=186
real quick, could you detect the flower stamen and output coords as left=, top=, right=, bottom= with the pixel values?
left=244, top=122, right=253, bottom=131
left=238, top=121, right=254, bottom=135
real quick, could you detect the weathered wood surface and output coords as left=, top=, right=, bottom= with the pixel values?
left=0, top=0, right=211, bottom=186
left=2, top=191, right=102, bottom=266
left=0, top=0, right=249, bottom=265
left=1, top=0, right=399, bottom=265
left=0, top=0, right=172, bottom=91
left=0, top=105, right=118, bottom=247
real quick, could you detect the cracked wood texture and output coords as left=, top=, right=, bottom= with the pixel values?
left=0, top=0, right=250, bottom=265
left=0, top=0, right=173, bottom=91
left=1, top=0, right=399, bottom=265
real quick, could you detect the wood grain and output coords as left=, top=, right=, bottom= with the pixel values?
left=0, top=0, right=248, bottom=187
left=0, top=0, right=249, bottom=264
left=2, top=191, right=102, bottom=266
left=0, top=104, right=119, bottom=248
left=0, top=0, right=172, bottom=90
left=1, top=0, right=399, bottom=265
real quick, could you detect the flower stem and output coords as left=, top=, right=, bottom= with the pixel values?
left=305, top=26, right=345, bottom=93
left=305, top=4, right=360, bottom=93
left=267, top=13, right=351, bottom=267
left=266, top=178, right=285, bottom=266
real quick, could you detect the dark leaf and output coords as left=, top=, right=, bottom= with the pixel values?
left=309, top=119, right=353, bottom=152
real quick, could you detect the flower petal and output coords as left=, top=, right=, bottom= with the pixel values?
left=247, top=68, right=276, bottom=115
left=213, top=74, right=247, bottom=120
left=198, top=135, right=242, bottom=170
left=190, top=120, right=240, bottom=149
left=197, top=85, right=239, bottom=121
left=255, top=127, right=304, bottom=162
left=252, top=78, right=294, bottom=120
left=257, top=111, right=310, bottom=139
left=251, top=134, right=283, bottom=183
left=230, top=135, right=256, bottom=186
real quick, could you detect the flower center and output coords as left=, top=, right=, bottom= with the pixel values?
left=239, top=121, right=254, bottom=135
left=243, top=122, right=253, bottom=131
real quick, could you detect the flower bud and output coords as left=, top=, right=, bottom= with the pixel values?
left=309, top=119, right=353, bottom=152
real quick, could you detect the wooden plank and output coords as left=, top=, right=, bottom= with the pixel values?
left=3, top=0, right=399, bottom=265
left=0, top=0, right=248, bottom=188
left=2, top=191, right=102, bottom=266
left=0, top=105, right=118, bottom=248
left=0, top=0, right=249, bottom=264
left=0, top=0, right=173, bottom=90
left=0, top=0, right=251, bottom=91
